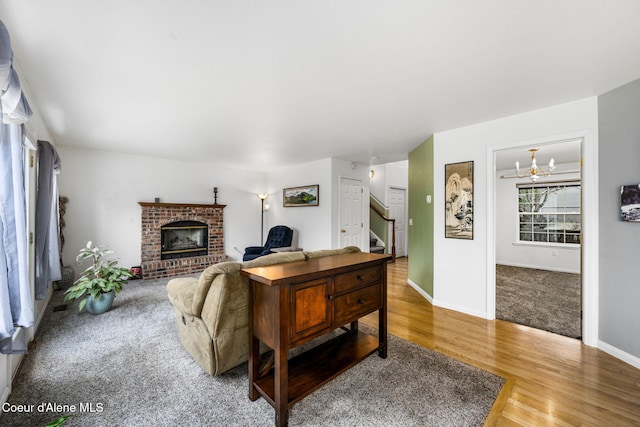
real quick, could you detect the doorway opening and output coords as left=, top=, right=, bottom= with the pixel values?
left=491, top=138, right=584, bottom=339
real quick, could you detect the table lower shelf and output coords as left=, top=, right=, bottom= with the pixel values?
left=254, top=330, right=383, bottom=408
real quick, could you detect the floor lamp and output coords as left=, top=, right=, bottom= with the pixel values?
left=257, top=193, right=269, bottom=245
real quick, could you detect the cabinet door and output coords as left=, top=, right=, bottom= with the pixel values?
left=291, top=278, right=332, bottom=345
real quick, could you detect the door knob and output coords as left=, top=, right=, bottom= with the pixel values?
left=341, top=229, right=346, bottom=233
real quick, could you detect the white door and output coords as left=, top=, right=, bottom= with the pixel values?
left=339, top=177, right=363, bottom=249
left=389, top=187, right=407, bottom=257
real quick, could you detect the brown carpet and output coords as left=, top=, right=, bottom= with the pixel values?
left=496, top=264, right=581, bottom=339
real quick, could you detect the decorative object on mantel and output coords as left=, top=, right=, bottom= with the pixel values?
left=621, top=184, right=640, bottom=222
left=515, top=148, right=555, bottom=182
left=283, top=184, right=319, bottom=207
left=154, top=197, right=160, bottom=203
left=213, top=187, right=218, bottom=204
left=64, top=241, right=133, bottom=314
left=445, top=161, right=474, bottom=240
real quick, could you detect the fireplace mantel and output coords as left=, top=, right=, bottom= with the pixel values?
left=139, top=202, right=227, bottom=279
left=138, top=202, right=227, bottom=209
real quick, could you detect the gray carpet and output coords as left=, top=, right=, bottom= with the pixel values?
left=496, top=264, right=581, bottom=339
left=2, top=276, right=504, bottom=427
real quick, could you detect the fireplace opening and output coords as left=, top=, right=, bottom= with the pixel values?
left=161, top=220, right=208, bottom=260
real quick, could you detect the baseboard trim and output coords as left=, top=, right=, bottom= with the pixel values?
left=406, top=278, right=433, bottom=304
left=1, top=382, right=10, bottom=408
left=406, top=279, right=487, bottom=318
left=1, top=286, right=53, bottom=406
left=598, top=340, right=640, bottom=370
left=433, top=299, right=487, bottom=319
left=33, top=287, right=53, bottom=336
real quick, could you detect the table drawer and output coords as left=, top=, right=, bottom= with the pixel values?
left=333, top=266, right=381, bottom=294
left=333, top=283, right=382, bottom=326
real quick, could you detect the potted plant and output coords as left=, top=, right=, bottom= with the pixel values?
left=64, top=241, right=133, bottom=314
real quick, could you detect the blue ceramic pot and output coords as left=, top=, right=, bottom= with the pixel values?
left=85, top=290, right=115, bottom=315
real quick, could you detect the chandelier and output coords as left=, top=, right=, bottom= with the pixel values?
left=515, top=148, right=555, bottom=182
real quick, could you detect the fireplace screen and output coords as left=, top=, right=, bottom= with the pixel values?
left=161, top=220, right=208, bottom=260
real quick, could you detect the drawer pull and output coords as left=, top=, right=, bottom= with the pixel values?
left=357, top=275, right=365, bottom=280
left=357, top=298, right=365, bottom=304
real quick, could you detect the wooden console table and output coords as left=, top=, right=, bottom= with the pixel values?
left=241, top=252, right=390, bottom=426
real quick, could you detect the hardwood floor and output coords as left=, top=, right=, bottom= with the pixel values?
left=361, top=257, right=640, bottom=426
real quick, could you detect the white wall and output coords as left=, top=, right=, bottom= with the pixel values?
left=495, top=164, right=581, bottom=273
left=385, top=161, right=409, bottom=191
left=433, top=97, right=598, bottom=318
left=56, top=148, right=353, bottom=267
left=370, top=161, right=408, bottom=205
left=265, top=158, right=333, bottom=251
left=370, top=165, right=386, bottom=202
left=56, top=146, right=266, bottom=267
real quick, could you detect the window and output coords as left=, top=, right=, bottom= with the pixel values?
left=518, top=183, right=581, bottom=244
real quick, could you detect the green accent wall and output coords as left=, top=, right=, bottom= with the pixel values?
left=408, top=135, right=434, bottom=296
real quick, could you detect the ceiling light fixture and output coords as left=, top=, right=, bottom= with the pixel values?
left=515, top=148, right=555, bottom=182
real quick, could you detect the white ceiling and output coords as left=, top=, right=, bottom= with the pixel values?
left=1, top=1, right=639, bottom=171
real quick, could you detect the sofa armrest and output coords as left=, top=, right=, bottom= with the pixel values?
left=166, top=262, right=243, bottom=318
left=167, top=277, right=199, bottom=316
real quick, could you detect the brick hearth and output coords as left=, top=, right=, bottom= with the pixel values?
left=139, top=202, right=227, bottom=279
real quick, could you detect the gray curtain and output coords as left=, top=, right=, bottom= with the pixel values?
left=0, top=124, right=32, bottom=354
left=0, top=19, right=34, bottom=354
left=35, top=140, right=61, bottom=299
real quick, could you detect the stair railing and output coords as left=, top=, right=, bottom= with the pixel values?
left=370, top=204, right=396, bottom=263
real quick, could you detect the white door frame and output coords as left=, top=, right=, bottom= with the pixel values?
left=486, top=130, right=599, bottom=347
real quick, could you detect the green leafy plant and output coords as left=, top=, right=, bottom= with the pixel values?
left=45, top=414, right=73, bottom=426
left=64, top=241, right=133, bottom=312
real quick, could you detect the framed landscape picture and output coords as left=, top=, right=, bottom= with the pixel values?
left=283, top=185, right=319, bottom=207
left=445, top=161, right=474, bottom=239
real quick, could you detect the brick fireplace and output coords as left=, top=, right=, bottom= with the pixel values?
left=139, top=202, right=227, bottom=279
